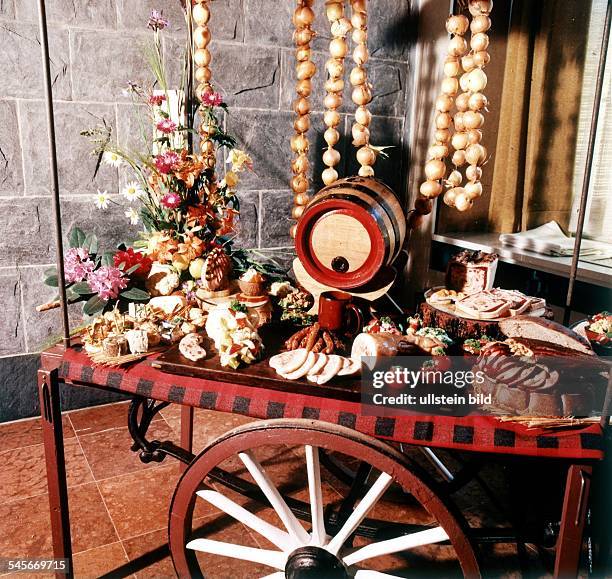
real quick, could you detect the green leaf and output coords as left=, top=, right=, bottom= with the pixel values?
left=125, top=263, right=143, bottom=276
left=101, top=251, right=115, bottom=266
left=69, top=227, right=87, bottom=248
left=84, top=233, right=98, bottom=254
left=120, top=287, right=150, bottom=301
left=71, top=281, right=93, bottom=295
left=65, top=288, right=81, bottom=303
left=44, top=267, right=58, bottom=278
left=44, top=275, right=59, bottom=287
left=83, top=295, right=107, bottom=316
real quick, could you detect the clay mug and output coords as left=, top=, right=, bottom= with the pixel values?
left=318, top=291, right=364, bottom=337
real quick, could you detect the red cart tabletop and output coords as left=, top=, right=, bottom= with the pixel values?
left=56, top=347, right=605, bottom=461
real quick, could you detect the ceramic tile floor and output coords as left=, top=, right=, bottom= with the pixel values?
left=0, top=401, right=540, bottom=578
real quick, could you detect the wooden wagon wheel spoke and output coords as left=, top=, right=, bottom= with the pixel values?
left=195, top=489, right=296, bottom=552
left=185, top=537, right=287, bottom=569
left=305, top=444, right=327, bottom=546
left=327, top=472, right=393, bottom=555
left=343, top=526, right=449, bottom=567
left=353, top=570, right=404, bottom=579
left=238, top=450, right=312, bottom=544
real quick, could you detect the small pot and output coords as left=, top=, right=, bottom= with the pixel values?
left=238, top=279, right=265, bottom=297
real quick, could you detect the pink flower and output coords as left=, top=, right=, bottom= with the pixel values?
left=64, top=247, right=95, bottom=283
left=154, top=150, right=180, bottom=174
left=149, top=94, right=166, bottom=106
left=156, top=118, right=177, bottom=134
left=87, top=266, right=128, bottom=300
left=201, top=91, right=224, bottom=107
left=148, top=10, right=169, bottom=31
left=161, top=192, right=181, bottom=209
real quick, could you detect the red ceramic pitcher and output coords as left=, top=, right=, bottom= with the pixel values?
left=318, top=291, right=364, bottom=337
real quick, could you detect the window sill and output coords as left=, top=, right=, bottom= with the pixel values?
left=432, top=232, right=612, bottom=289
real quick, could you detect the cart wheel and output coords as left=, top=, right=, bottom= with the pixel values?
left=169, top=419, right=481, bottom=578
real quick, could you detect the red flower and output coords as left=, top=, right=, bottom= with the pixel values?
left=201, top=91, right=224, bottom=107
left=156, top=118, right=177, bottom=134
left=148, top=94, right=166, bottom=106
left=154, top=150, right=180, bottom=174
left=113, top=247, right=152, bottom=279
left=161, top=192, right=182, bottom=209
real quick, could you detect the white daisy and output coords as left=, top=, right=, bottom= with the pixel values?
left=102, top=151, right=122, bottom=167
left=122, top=181, right=143, bottom=202
left=94, top=190, right=110, bottom=210
left=125, top=207, right=139, bottom=225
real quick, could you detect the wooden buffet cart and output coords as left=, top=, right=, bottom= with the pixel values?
left=38, top=339, right=608, bottom=578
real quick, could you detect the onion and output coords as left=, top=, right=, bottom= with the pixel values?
left=463, top=111, right=484, bottom=129
left=357, top=146, right=377, bottom=167
left=467, top=128, right=482, bottom=144
left=448, top=35, right=468, bottom=57
left=194, top=27, right=211, bottom=49
left=293, top=115, right=310, bottom=133
left=296, top=47, right=311, bottom=62
left=329, top=38, right=348, bottom=58
left=351, top=11, right=367, bottom=29
left=407, top=211, right=424, bottom=230
left=443, top=57, right=461, bottom=77
left=192, top=3, right=210, bottom=25
left=352, top=84, right=372, bottom=105
left=324, top=111, right=340, bottom=128
left=461, top=54, right=475, bottom=72
left=290, top=134, right=309, bottom=153
left=293, top=6, right=315, bottom=27
left=194, top=48, right=211, bottom=67
left=350, top=66, right=367, bottom=86
left=296, top=79, right=312, bottom=97
left=294, top=28, right=314, bottom=46
left=435, top=128, right=451, bottom=143
left=355, top=106, right=371, bottom=126
left=195, top=68, right=210, bottom=83
left=294, top=192, right=310, bottom=206
left=351, top=123, right=370, bottom=146
left=291, top=174, right=309, bottom=193
left=292, top=205, right=305, bottom=219
left=465, top=180, right=483, bottom=199
left=415, top=196, right=433, bottom=215
left=441, top=77, right=459, bottom=96
left=447, top=169, right=463, bottom=187
left=469, top=0, right=493, bottom=16
left=325, top=77, right=345, bottom=93
left=353, top=44, right=369, bottom=65
left=326, top=58, right=343, bottom=77
left=451, top=132, right=469, bottom=150
left=291, top=155, right=309, bottom=174
left=454, top=112, right=466, bottom=131
left=420, top=180, right=443, bottom=198
left=323, top=148, right=341, bottom=167
left=466, top=68, right=487, bottom=92
left=454, top=190, right=473, bottom=211
left=470, top=32, right=490, bottom=52
left=465, top=143, right=488, bottom=165
left=452, top=150, right=466, bottom=166
left=436, top=94, right=454, bottom=112
left=471, top=15, right=491, bottom=33
left=331, top=18, right=352, bottom=38
left=322, top=167, right=339, bottom=185
left=352, top=1, right=367, bottom=14
left=443, top=188, right=458, bottom=207
left=294, top=97, right=310, bottom=115
left=324, top=93, right=342, bottom=110
left=455, top=92, right=469, bottom=111
left=459, top=72, right=470, bottom=92
left=425, top=159, right=446, bottom=180
left=428, top=144, right=449, bottom=159
left=473, top=51, right=491, bottom=67
left=446, top=14, right=470, bottom=36
left=468, top=92, right=488, bottom=110
left=324, top=127, right=340, bottom=146
left=466, top=164, right=482, bottom=181
left=352, top=28, right=367, bottom=44
left=435, top=112, right=453, bottom=130
left=358, top=165, right=375, bottom=177
left=297, top=61, right=316, bottom=80
left=325, top=1, right=344, bottom=21
left=290, top=223, right=298, bottom=239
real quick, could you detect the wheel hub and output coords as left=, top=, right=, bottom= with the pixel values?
left=285, top=546, right=349, bottom=579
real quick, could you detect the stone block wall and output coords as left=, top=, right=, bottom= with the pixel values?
left=0, top=0, right=414, bottom=421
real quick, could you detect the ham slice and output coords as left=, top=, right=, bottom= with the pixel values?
left=338, top=357, right=360, bottom=376
left=308, top=353, right=328, bottom=377
left=316, top=355, right=344, bottom=384
left=269, top=349, right=309, bottom=374
left=280, top=351, right=317, bottom=380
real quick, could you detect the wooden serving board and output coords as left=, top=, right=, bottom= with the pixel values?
left=152, top=325, right=362, bottom=402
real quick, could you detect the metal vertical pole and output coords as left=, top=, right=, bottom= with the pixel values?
left=564, top=1, right=611, bottom=325
left=37, top=0, right=71, bottom=349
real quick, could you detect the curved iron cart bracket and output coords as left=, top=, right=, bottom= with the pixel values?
left=127, top=397, right=195, bottom=465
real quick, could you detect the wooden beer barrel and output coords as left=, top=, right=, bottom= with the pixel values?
left=295, top=176, right=406, bottom=289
